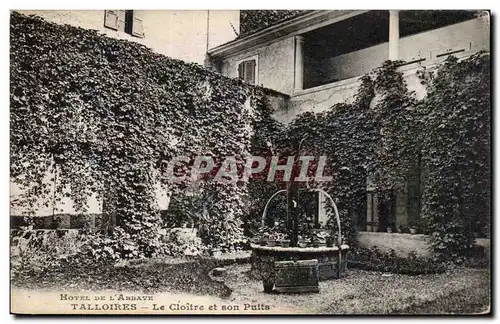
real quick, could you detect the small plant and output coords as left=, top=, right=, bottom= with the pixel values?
left=276, top=232, right=290, bottom=247
left=311, top=234, right=320, bottom=248
left=409, top=220, right=418, bottom=234
left=275, top=232, right=286, bottom=241
left=266, top=233, right=277, bottom=247
left=316, top=231, right=328, bottom=246
left=326, top=235, right=334, bottom=247
left=366, top=222, right=373, bottom=232
left=297, top=235, right=308, bottom=248
left=257, top=226, right=273, bottom=241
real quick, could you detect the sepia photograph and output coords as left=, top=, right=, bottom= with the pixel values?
left=8, top=6, right=491, bottom=315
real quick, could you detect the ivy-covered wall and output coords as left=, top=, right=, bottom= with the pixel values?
left=10, top=12, right=281, bottom=256
left=280, top=54, right=490, bottom=258
left=239, top=10, right=307, bottom=37
left=10, top=11, right=490, bottom=261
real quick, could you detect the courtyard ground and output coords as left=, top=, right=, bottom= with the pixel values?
left=11, top=257, right=490, bottom=315
left=222, top=264, right=490, bottom=314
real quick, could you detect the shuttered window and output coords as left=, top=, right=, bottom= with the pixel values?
left=117, top=10, right=126, bottom=31
left=104, top=10, right=144, bottom=38
left=131, top=13, right=144, bottom=38
left=104, top=10, right=120, bottom=30
left=237, top=59, right=257, bottom=85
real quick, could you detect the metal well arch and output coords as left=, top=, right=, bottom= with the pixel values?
left=260, top=188, right=343, bottom=247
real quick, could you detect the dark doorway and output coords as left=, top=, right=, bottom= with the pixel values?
left=377, top=190, right=396, bottom=231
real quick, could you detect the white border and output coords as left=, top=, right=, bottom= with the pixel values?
left=2, top=2, right=497, bottom=323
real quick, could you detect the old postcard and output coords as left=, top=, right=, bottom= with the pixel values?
left=10, top=9, right=491, bottom=315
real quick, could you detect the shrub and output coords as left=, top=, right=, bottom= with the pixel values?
left=10, top=230, right=87, bottom=277
left=419, top=53, right=491, bottom=258
left=239, top=10, right=306, bottom=37
left=431, top=221, right=476, bottom=262
left=159, top=228, right=207, bottom=257
left=349, top=247, right=447, bottom=275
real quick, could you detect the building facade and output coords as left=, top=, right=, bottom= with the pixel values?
left=208, top=10, right=490, bottom=232
left=16, top=10, right=240, bottom=65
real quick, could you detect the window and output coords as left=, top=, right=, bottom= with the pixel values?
left=237, top=56, right=258, bottom=85
left=104, top=10, right=144, bottom=38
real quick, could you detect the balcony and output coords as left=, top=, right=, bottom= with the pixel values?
left=285, top=11, right=489, bottom=120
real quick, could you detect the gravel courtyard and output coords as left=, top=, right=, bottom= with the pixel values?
left=11, top=259, right=490, bottom=315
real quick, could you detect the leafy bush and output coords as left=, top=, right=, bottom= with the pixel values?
left=419, top=53, right=490, bottom=258
left=430, top=221, right=476, bottom=261
left=239, top=10, right=306, bottom=37
left=159, top=228, right=207, bottom=257
left=271, top=54, right=490, bottom=260
left=11, top=230, right=87, bottom=276
left=349, top=247, right=447, bottom=275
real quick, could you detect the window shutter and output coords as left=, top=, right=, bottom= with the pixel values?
left=131, top=13, right=145, bottom=38
left=238, top=59, right=257, bottom=84
left=104, top=10, right=119, bottom=30
left=104, top=10, right=126, bottom=32
left=244, top=60, right=256, bottom=84
left=238, top=62, right=244, bottom=79
left=117, top=10, right=126, bottom=32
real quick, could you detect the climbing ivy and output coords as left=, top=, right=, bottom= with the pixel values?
left=10, top=12, right=490, bottom=260
left=275, top=75, right=376, bottom=245
left=419, top=53, right=491, bottom=259
left=10, top=12, right=279, bottom=257
left=277, top=54, right=490, bottom=258
left=371, top=61, right=421, bottom=193
left=239, top=10, right=307, bottom=37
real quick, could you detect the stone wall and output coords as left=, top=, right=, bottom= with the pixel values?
left=357, top=231, right=491, bottom=258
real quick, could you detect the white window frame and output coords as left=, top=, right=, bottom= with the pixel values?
left=235, top=54, right=259, bottom=85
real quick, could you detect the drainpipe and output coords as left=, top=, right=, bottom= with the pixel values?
left=388, top=10, right=399, bottom=61
left=204, top=10, right=214, bottom=70
left=206, top=10, right=210, bottom=52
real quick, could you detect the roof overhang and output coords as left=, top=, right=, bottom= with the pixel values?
left=208, top=10, right=369, bottom=59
